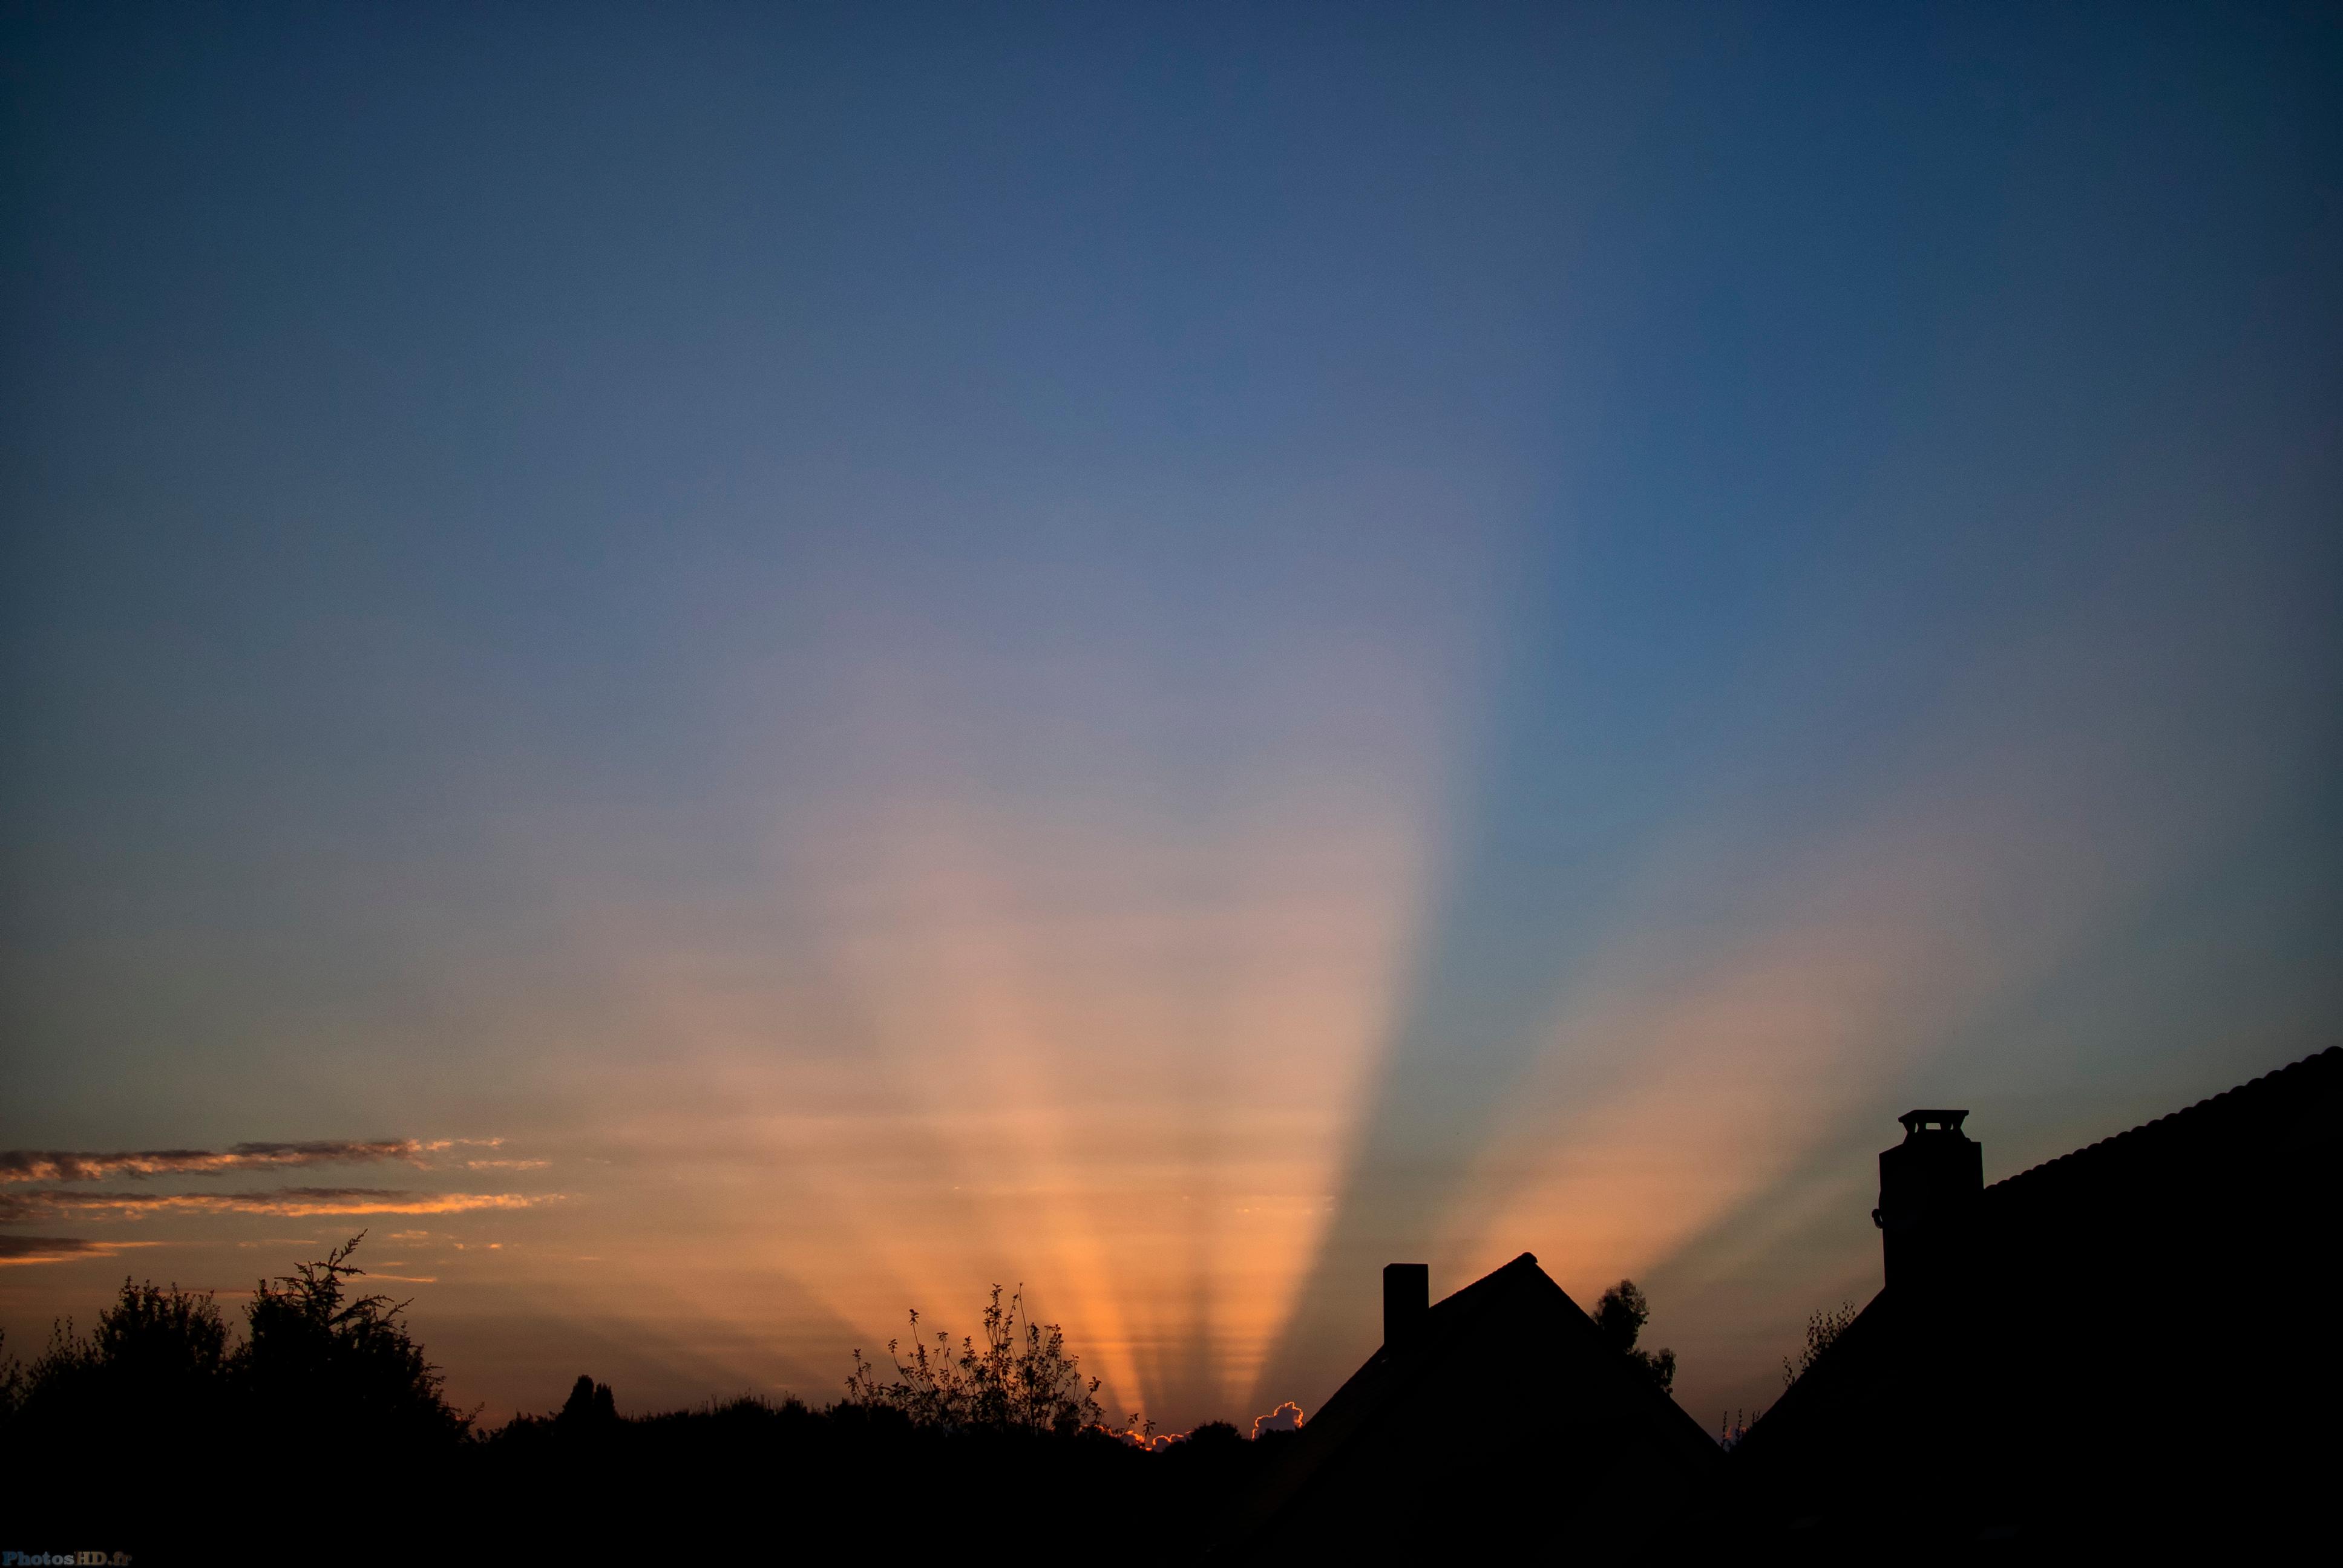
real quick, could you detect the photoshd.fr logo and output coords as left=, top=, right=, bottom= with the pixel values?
left=2, top=1553, right=129, bottom=1566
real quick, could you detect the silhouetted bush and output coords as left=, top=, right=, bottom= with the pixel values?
left=0, top=1246, right=1299, bottom=1564
left=0, top=1230, right=469, bottom=1454
left=0, top=1232, right=474, bottom=1560
left=15, top=1278, right=232, bottom=1437
left=241, top=1233, right=471, bottom=1449
left=843, top=1282, right=1104, bottom=1432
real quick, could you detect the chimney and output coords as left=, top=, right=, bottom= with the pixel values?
left=1872, top=1109, right=1982, bottom=1298
left=1383, top=1263, right=1429, bottom=1351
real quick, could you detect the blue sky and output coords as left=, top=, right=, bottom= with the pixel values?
left=4, top=2, right=2339, bottom=1428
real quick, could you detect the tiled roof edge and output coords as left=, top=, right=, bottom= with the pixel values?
left=1987, top=1045, right=2341, bottom=1194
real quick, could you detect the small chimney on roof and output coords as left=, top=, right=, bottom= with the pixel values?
left=1873, top=1109, right=1982, bottom=1298
left=1383, top=1263, right=1429, bottom=1351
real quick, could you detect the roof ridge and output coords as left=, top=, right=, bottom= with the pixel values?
left=1429, top=1251, right=1545, bottom=1314
left=1988, top=1045, right=2341, bottom=1192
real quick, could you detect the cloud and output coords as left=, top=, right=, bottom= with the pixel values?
left=1093, top=1420, right=1184, bottom=1451
left=0, top=1235, right=162, bottom=1267
left=1251, top=1401, right=1305, bottom=1437
left=0, top=1188, right=552, bottom=1222
left=0, top=1140, right=452, bottom=1183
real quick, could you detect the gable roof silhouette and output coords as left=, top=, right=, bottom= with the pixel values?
left=1236, top=1251, right=1720, bottom=1553
left=1726, top=1044, right=2343, bottom=1555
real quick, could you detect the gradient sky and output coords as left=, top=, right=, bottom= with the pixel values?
left=4, top=2, right=2339, bottom=1433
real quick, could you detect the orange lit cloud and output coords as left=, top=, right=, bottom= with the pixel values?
left=0, top=1188, right=552, bottom=1221
left=1251, top=1400, right=1305, bottom=1437
left=0, top=1235, right=164, bottom=1266
left=0, top=1139, right=502, bottom=1183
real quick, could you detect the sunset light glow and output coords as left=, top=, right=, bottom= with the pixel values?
left=4, top=4, right=2337, bottom=1437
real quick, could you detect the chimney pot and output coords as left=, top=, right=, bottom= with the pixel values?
left=1383, top=1263, right=1429, bottom=1351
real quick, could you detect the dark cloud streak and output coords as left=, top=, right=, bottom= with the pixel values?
left=0, top=1139, right=471, bottom=1183
left=0, top=1235, right=159, bottom=1265
left=0, top=1187, right=547, bottom=1222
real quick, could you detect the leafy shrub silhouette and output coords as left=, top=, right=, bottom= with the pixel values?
left=844, top=1283, right=1104, bottom=1432
left=0, top=1230, right=467, bottom=1452
left=7, top=1278, right=232, bottom=1434
left=1591, top=1279, right=1678, bottom=1395
left=0, top=1244, right=1297, bottom=1562
left=1781, top=1299, right=1858, bottom=1388
left=241, top=1232, right=471, bottom=1447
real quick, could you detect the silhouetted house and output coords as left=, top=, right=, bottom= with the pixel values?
left=1729, top=1045, right=2343, bottom=1554
left=1236, top=1253, right=1722, bottom=1553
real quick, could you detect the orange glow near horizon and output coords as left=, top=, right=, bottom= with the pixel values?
left=6, top=0, right=2341, bottom=1461
left=2, top=538, right=2330, bottom=1433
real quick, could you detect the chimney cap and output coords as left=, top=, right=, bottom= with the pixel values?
left=1898, top=1108, right=1970, bottom=1137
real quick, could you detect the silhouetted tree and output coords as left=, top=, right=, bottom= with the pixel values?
left=560, top=1373, right=619, bottom=1425
left=0, top=1239, right=488, bottom=1554
left=0, top=1241, right=1303, bottom=1563
left=1781, top=1300, right=1858, bottom=1388
left=1591, top=1279, right=1677, bottom=1396
left=845, top=1284, right=1104, bottom=1432
left=240, top=1232, right=470, bottom=1446
left=8, top=1278, right=231, bottom=1432
left=0, top=1238, right=469, bottom=1452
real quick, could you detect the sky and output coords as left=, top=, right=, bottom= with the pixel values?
left=3, top=2, right=2339, bottom=1434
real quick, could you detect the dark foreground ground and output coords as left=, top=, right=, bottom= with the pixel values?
left=4, top=1398, right=1300, bottom=1564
